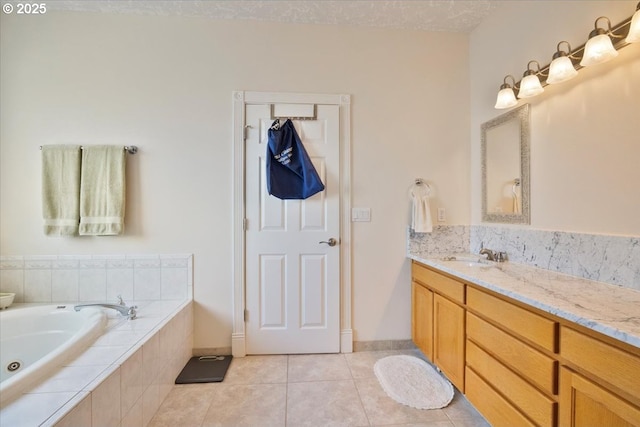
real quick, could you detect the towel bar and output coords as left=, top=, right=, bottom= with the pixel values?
left=39, top=145, right=138, bottom=154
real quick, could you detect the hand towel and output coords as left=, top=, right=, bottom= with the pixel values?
left=266, top=119, right=325, bottom=200
left=41, top=145, right=82, bottom=236
left=411, top=185, right=433, bottom=233
left=79, top=145, right=126, bottom=235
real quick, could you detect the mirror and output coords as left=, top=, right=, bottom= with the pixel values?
left=481, top=103, right=530, bottom=224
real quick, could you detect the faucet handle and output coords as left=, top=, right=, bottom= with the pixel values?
left=127, top=305, right=138, bottom=320
left=117, top=295, right=125, bottom=306
left=496, top=251, right=508, bottom=262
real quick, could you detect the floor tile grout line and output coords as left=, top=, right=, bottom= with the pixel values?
left=352, top=377, right=373, bottom=426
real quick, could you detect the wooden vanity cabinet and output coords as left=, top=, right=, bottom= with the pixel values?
left=411, top=262, right=465, bottom=391
left=410, top=260, right=640, bottom=427
left=559, top=326, right=640, bottom=427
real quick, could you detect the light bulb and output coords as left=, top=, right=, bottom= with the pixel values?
left=547, top=56, right=578, bottom=84
left=547, top=41, right=578, bottom=84
left=626, top=5, right=640, bottom=43
left=518, top=75, right=544, bottom=98
left=581, top=18, right=619, bottom=66
left=495, top=87, right=518, bottom=109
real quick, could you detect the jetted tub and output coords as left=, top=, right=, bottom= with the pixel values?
left=0, top=305, right=106, bottom=405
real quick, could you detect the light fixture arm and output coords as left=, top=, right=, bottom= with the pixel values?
left=554, top=41, right=577, bottom=60
left=500, top=74, right=518, bottom=90
left=523, top=60, right=547, bottom=77
left=593, top=16, right=625, bottom=39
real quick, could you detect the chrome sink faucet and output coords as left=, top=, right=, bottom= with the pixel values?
left=479, top=245, right=507, bottom=262
left=75, top=295, right=137, bottom=319
left=479, top=248, right=497, bottom=261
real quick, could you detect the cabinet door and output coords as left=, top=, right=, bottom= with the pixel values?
left=434, top=294, right=465, bottom=391
left=412, top=281, right=433, bottom=360
left=559, top=367, right=640, bottom=427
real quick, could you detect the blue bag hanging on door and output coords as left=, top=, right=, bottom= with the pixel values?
left=266, top=119, right=325, bottom=199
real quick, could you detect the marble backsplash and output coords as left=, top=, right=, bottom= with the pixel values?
left=408, top=225, right=470, bottom=255
left=409, top=225, right=640, bottom=291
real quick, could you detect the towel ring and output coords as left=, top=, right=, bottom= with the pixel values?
left=410, top=178, right=431, bottom=197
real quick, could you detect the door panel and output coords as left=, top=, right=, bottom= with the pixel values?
left=259, top=254, right=286, bottom=328
left=300, top=254, right=326, bottom=328
left=245, top=103, right=340, bottom=354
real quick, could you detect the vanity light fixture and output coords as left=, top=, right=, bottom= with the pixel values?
left=517, top=61, right=544, bottom=99
left=626, top=2, right=640, bottom=43
left=547, top=41, right=578, bottom=84
left=493, top=3, right=638, bottom=109
left=581, top=16, right=619, bottom=67
left=494, top=75, right=518, bottom=109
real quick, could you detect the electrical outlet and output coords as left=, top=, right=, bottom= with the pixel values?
left=437, top=207, right=446, bottom=222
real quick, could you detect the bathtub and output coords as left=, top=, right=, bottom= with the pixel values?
left=0, top=305, right=106, bottom=405
left=0, top=300, right=193, bottom=427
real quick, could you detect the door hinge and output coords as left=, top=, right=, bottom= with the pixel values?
left=243, top=218, right=248, bottom=231
left=244, top=309, right=248, bottom=322
left=243, top=125, right=252, bottom=140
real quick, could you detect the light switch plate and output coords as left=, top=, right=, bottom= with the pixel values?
left=351, top=208, right=371, bottom=222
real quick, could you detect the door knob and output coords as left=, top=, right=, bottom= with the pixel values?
left=319, top=238, right=338, bottom=247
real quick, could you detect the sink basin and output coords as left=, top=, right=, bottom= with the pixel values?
left=441, top=256, right=494, bottom=268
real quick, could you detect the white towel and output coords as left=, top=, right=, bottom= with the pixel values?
left=79, top=145, right=126, bottom=236
left=411, top=185, right=433, bottom=233
left=41, top=145, right=82, bottom=236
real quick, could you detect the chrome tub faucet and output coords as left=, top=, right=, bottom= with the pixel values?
left=75, top=295, right=137, bottom=319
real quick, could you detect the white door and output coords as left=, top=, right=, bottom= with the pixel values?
left=245, top=103, right=340, bottom=354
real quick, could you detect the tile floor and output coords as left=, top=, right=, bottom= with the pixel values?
left=148, top=350, right=490, bottom=427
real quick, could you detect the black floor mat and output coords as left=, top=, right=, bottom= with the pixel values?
left=175, top=355, right=233, bottom=384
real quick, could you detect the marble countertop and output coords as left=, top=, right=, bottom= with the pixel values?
left=408, top=252, right=640, bottom=349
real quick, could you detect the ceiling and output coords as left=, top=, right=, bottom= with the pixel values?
left=47, top=1, right=503, bottom=33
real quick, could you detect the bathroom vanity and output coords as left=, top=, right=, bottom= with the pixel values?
left=410, top=255, right=640, bottom=427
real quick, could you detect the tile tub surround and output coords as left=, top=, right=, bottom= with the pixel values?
left=0, top=299, right=193, bottom=427
left=408, top=252, right=640, bottom=349
left=0, top=254, right=193, bottom=304
left=0, top=254, right=194, bottom=426
left=410, top=226, right=640, bottom=290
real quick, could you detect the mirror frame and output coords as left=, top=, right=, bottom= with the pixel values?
left=481, top=103, right=530, bottom=224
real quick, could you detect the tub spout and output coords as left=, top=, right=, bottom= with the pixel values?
left=74, top=303, right=137, bottom=320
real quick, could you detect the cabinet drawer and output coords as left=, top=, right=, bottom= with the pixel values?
left=468, top=287, right=557, bottom=352
left=412, top=262, right=464, bottom=304
left=467, top=340, right=556, bottom=427
left=465, top=367, right=536, bottom=427
left=560, top=326, right=640, bottom=401
left=468, top=313, right=557, bottom=394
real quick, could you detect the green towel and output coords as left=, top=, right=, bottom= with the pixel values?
left=79, top=145, right=126, bottom=236
left=41, top=145, right=81, bottom=236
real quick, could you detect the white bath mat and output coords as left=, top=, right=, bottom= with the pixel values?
left=373, top=355, right=454, bottom=410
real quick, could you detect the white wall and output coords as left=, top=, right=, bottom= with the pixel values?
left=0, top=11, right=470, bottom=348
left=470, top=1, right=640, bottom=235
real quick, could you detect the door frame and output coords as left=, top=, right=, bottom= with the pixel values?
left=231, top=91, right=352, bottom=357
